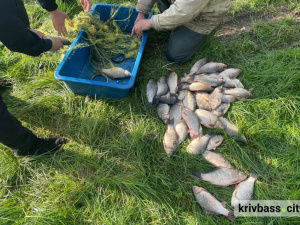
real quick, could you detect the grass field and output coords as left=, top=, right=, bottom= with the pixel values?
left=1, top=0, right=300, bottom=224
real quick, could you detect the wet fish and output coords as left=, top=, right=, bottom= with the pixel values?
left=208, top=87, right=223, bottom=110
left=192, top=186, right=235, bottom=222
left=156, top=103, right=170, bottom=124
left=159, top=92, right=178, bottom=105
left=219, top=117, right=247, bottom=144
left=182, top=107, right=200, bottom=138
left=188, top=58, right=207, bottom=75
left=231, top=173, right=259, bottom=207
left=212, top=103, right=230, bottom=117
left=146, top=79, right=158, bottom=108
left=196, top=93, right=211, bottom=111
left=178, top=90, right=187, bottom=100
left=91, top=67, right=132, bottom=80
left=167, top=72, right=178, bottom=95
left=178, top=83, right=190, bottom=91
left=195, top=109, right=224, bottom=129
left=198, top=62, right=227, bottom=74
left=202, top=150, right=233, bottom=168
left=233, top=79, right=244, bottom=88
left=175, top=120, right=188, bottom=145
left=206, top=134, right=224, bottom=151
left=156, top=76, right=169, bottom=97
left=191, top=75, right=225, bottom=87
left=222, top=76, right=237, bottom=88
left=193, top=167, right=247, bottom=186
left=219, top=68, right=242, bottom=79
left=169, top=102, right=182, bottom=126
left=183, top=91, right=196, bottom=111
left=224, top=88, right=253, bottom=100
left=187, top=134, right=211, bottom=155
left=189, top=82, right=213, bottom=92
left=222, top=94, right=238, bottom=103
left=163, top=119, right=179, bottom=157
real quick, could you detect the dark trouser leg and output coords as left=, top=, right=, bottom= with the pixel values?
left=166, top=26, right=208, bottom=65
left=0, top=95, right=37, bottom=153
left=15, top=0, right=30, bottom=26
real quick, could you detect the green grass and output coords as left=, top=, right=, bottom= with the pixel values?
left=1, top=0, right=300, bottom=224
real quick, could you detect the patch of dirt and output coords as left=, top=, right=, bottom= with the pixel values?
left=216, top=6, right=300, bottom=42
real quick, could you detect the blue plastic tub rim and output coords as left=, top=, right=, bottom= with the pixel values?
left=55, top=3, right=153, bottom=90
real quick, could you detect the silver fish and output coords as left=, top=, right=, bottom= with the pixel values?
left=219, top=117, right=247, bottom=144
left=187, top=134, right=211, bottom=155
left=202, top=150, right=233, bottom=168
left=163, top=119, right=179, bottom=157
left=159, top=92, right=178, bottom=105
left=182, top=107, right=200, bottom=138
left=188, top=58, right=207, bottom=75
left=183, top=91, right=196, bottom=111
left=178, top=83, right=190, bottom=91
left=222, top=76, right=237, bottom=88
left=224, top=88, right=253, bottom=100
left=196, top=93, right=211, bottom=111
left=156, top=103, right=170, bottom=124
left=146, top=79, right=158, bottom=108
left=208, top=86, right=223, bottom=110
left=206, top=134, right=224, bottom=151
left=222, top=94, right=238, bottom=103
left=198, top=62, right=227, bottom=74
left=192, top=186, right=235, bottom=222
left=193, top=167, right=247, bottom=186
left=175, top=120, right=188, bottom=145
left=195, top=109, right=224, bottom=129
left=219, top=68, right=243, bottom=79
left=189, top=82, right=213, bottom=92
left=191, top=75, right=225, bottom=87
left=231, top=172, right=259, bottom=207
left=167, top=72, right=178, bottom=95
left=212, top=103, right=230, bottom=117
left=156, top=76, right=169, bottom=97
left=169, top=102, right=182, bottom=127
left=178, top=90, right=187, bottom=100
left=91, top=67, right=132, bottom=80
left=233, top=79, right=244, bottom=88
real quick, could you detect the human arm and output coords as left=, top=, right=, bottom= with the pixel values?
left=80, top=0, right=92, bottom=12
left=151, top=0, right=210, bottom=31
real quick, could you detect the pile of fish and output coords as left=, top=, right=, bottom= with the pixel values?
left=146, top=58, right=258, bottom=222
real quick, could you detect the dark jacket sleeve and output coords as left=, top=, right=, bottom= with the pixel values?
left=0, top=0, right=52, bottom=56
left=37, top=0, right=58, bottom=12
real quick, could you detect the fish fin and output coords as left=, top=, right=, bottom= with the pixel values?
left=146, top=102, right=153, bottom=108
left=193, top=171, right=202, bottom=180
left=168, top=118, right=175, bottom=125
left=227, top=211, right=235, bottom=222
left=153, top=97, right=160, bottom=105
left=232, top=179, right=242, bottom=184
left=191, top=133, right=201, bottom=140
left=250, top=171, right=260, bottom=180
left=221, top=201, right=227, bottom=208
left=235, top=134, right=247, bottom=144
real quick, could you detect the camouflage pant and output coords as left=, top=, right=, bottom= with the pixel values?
left=157, top=0, right=208, bottom=65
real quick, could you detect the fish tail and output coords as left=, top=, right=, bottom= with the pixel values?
left=250, top=171, right=260, bottom=180
left=168, top=118, right=174, bottom=125
left=146, top=102, right=152, bottom=108
left=193, top=171, right=203, bottom=180
left=152, top=97, right=160, bottom=105
left=227, top=211, right=235, bottom=222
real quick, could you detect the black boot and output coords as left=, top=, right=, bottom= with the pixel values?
left=0, top=80, right=12, bottom=94
left=14, top=137, right=66, bottom=156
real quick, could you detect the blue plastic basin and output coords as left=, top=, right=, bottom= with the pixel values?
left=55, top=4, right=153, bottom=98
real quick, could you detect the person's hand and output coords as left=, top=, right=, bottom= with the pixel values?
left=49, top=9, right=70, bottom=36
left=30, top=28, right=46, bottom=38
left=46, top=36, right=64, bottom=52
left=131, top=12, right=146, bottom=38
left=80, top=0, right=92, bottom=12
left=131, top=18, right=153, bottom=39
